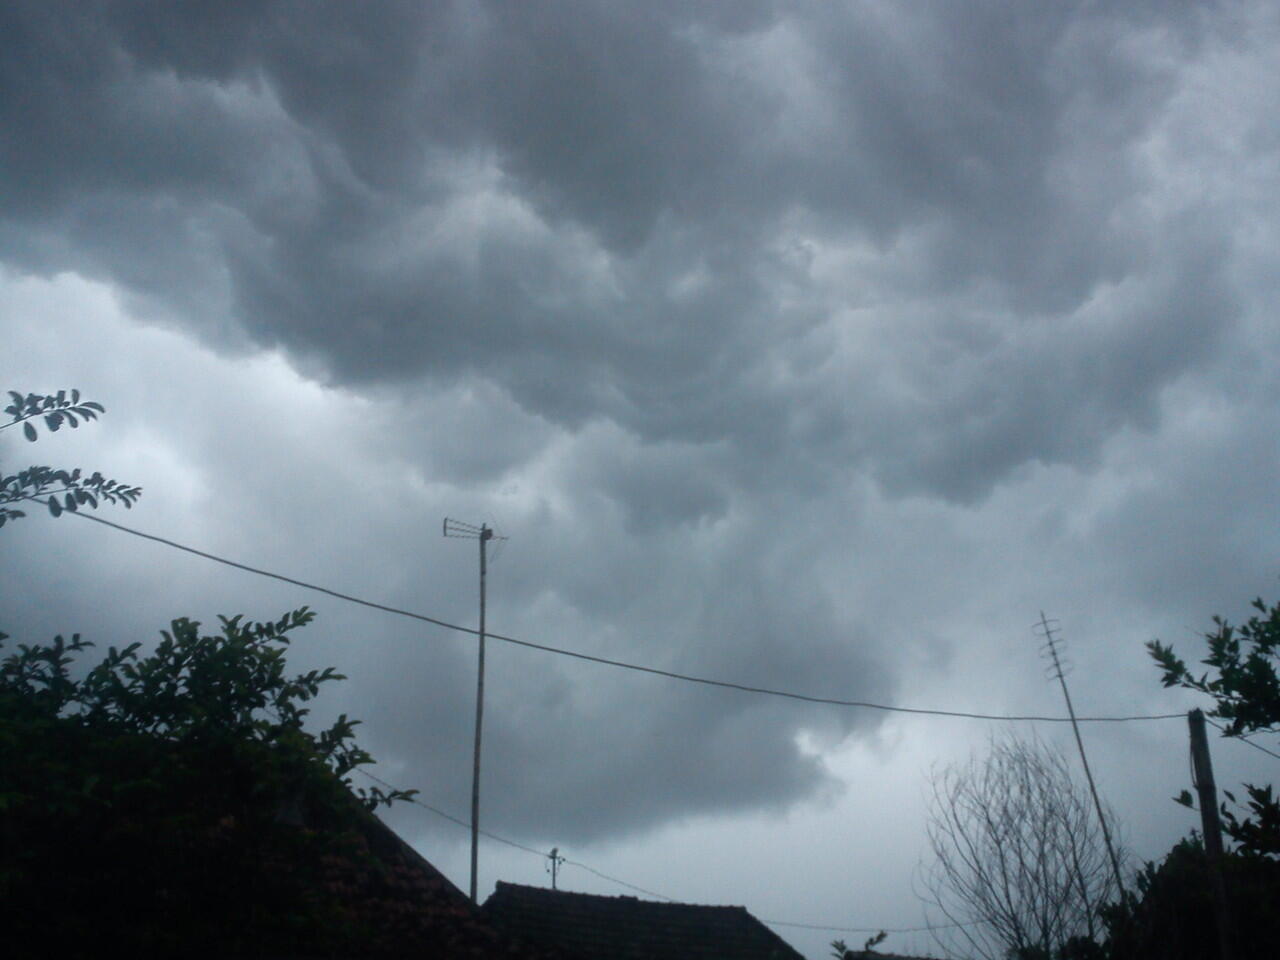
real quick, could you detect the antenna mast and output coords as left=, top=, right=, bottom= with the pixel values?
left=444, top=517, right=505, bottom=902
left=1035, top=612, right=1126, bottom=897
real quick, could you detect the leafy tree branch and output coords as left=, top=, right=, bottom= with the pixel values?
left=2, top=388, right=105, bottom=440
left=1148, top=593, right=1280, bottom=857
left=0, top=606, right=414, bottom=811
left=0, top=388, right=141, bottom=527
left=2, top=609, right=421, bottom=955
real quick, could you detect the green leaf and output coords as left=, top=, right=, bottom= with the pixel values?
left=1174, top=790, right=1194, bottom=808
left=23, top=421, right=36, bottom=441
left=48, top=497, right=62, bottom=517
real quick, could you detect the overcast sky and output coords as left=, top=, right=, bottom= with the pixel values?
left=4, top=1, right=1280, bottom=956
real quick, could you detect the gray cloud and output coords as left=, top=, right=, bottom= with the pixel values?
left=3, top=0, right=1278, bottom=867
left=4, top=2, right=1243, bottom=474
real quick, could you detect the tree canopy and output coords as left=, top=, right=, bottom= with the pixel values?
left=1100, top=837, right=1280, bottom=960
left=1148, top=593, right=1280, bottom=857
left=0, top=607, right=424, bottom=956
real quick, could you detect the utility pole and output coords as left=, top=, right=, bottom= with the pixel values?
left=1035, top=613, right=1127, bottom=898
left=444, top=517, right=502, bottom=903
left=547, top=847, right=565, bottom=890
left=1188, top=708, right=1233, bottom=960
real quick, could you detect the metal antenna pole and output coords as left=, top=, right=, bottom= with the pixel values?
left=472, top=522, right=491, bottom=903
left=444, top=518, right=503, bottom=903
left=1036, top=613, right=1127, bottom=898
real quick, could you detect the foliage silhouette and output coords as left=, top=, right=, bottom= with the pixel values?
left=830, top=930, right=887, bottom=958
left=1, top=388, right=141, bottom=526
left=0, top=608, right=419, bottom=956
left=1101, top=837, right=1280, bottom=959
left=1149, top=593, right=1280, bottom=857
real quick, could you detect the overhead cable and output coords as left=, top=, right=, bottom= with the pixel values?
left=360, top=769, right=547, bottom=858
left=65, top=507, right=1184, bottom=724
left=1204, top=716, right=1280, bottom=761
left=356, top=770, right=968, bottom=933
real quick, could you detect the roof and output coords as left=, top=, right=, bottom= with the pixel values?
left=481, top=881, right=806, bottom=960
left=324, top=808, right=562, bottom=958
left=9, top=717, right=560, bottom=958
left=249, top=798, right=566, bottom=959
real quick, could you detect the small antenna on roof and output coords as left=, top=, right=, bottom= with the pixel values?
left=546, top=847, right=566, bottom=890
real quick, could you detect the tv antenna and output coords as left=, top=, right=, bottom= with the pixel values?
left=444, top=517, right=508, bottom=902
left=1035, top=612, right=1126, bottom=897
left=546, top=847, right=566, bottom=890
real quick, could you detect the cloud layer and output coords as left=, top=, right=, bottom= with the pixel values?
left=3, top=0, right=1279, bottom=883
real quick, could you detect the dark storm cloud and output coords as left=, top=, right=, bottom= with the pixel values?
left=862, top=220, right=1238, bottom=501
left=1, top=0, right=1240, bottom=491
left=464, top=522, right=888, bottom=842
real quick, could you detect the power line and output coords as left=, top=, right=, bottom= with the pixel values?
left=763, top=918, right=971, bottom=934
left=562, top=861, right=674, bottom=901
left=358, top=768, right=676, bottom=900
left=360, top=769, right=547, bottom=857
left=1205, top=716, right=1280, bottom=761
left=357, top=770, right=970, bottom=934
left=64, top=507, right=1184, bottom=724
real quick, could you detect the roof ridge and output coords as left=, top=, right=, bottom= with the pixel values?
left=491, top=880, right=749, bottom=911
left=484, top=881, right=807, bottom=960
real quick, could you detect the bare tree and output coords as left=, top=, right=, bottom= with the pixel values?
left=920, top=733, right=1123, bottom=960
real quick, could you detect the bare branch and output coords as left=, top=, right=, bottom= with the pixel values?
left=920, top=732, right=1125, bottom=960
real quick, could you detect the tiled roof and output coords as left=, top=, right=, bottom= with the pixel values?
left=254, top=800, right=567, bottom=959
left=481, top=881, right=806, bottom=960
left=314, top=808, right=561, bottom=958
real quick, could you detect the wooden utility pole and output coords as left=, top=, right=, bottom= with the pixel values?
left=1188, top=708, right=1233, bottom=960
left=444, top=518, right=500, bottom=903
